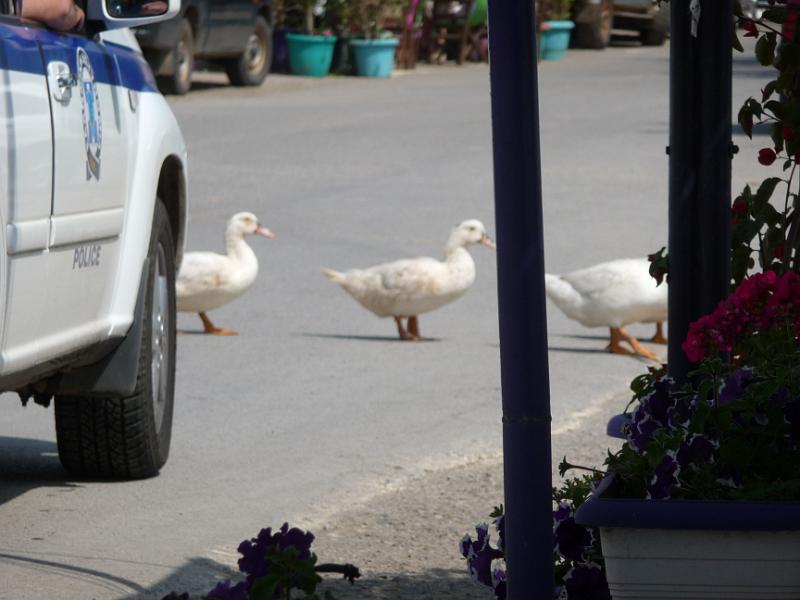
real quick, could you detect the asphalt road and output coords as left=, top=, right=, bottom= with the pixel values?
left=0, top=40, right=768, bottom=599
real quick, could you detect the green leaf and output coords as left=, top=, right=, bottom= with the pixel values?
left=762, top=80, right=777, bottom=101
left=765, top=99, right=786, bottom=120
left=732, top=19, right=744, bottom=52
left=756, top=177, right=782, bottom=204
left=251, top=575, right=281, bottom=600
left=738, top=103, right=754, bottom=138
left=756, top=33, right=778, bottom=66
left=762, top=7, right=788, bottom=24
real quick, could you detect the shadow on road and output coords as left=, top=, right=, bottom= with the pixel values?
left=0, top=550, right=151, bottom=597
left=317, top=567, right=488, bottom=600
left=0, top=436, right=76, bottom=506
left=114, top=561, right=487, bottom=600
left=296, top=332, right=442, bottom=343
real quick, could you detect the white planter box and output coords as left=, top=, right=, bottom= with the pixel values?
left=599, top=527, right=800, bottom=599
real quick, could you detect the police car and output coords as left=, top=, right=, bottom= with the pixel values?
left=0, top=0, right=187, bottom=479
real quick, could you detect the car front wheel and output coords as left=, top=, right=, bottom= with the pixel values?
left=225, top=15, right=272, bottom=87
left=55, top=202, right=177, bottom=479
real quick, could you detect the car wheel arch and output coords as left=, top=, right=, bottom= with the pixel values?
left=156, top=155, right=187, bottom=269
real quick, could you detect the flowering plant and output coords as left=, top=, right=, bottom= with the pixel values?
left=459, top=476, right=610, bottom=600
left=163, top=523, right=360, bottom=600
left=605, top=270, right=800, bottom=502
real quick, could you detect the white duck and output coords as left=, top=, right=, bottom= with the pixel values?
left=176, top=212, right=274, bottom=335
left=323, top=219, right=495, bottom=340
left=544, top=258, right=667, bottom=360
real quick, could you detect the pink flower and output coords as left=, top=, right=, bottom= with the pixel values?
left=759, top=148, right=778, bottom=165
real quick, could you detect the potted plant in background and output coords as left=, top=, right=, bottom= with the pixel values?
left=537, top=0, right=575, bottom=60
left=285, top=0, right=338, bottom=77
left=348, top=0, right=405, bottom=77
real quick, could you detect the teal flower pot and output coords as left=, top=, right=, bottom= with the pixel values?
left=286, top=33, right=337, bottom=77
left=539, top=20, right=574, bottom=61
left=350, top=38, right=400, bottom=78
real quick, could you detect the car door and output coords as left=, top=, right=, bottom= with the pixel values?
left=0, top=19, right=54, bottom=374
left=35, top=28, right=129, bottom=354
left=0, top=16, right=129, bottom=375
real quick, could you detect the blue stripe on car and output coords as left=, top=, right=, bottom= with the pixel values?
left=0, top=23, right=158, bottom=93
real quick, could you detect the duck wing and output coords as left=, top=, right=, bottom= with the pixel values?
left=175, top=251, right=232, bottom=299
left=562, top=259, right=650, bottom=299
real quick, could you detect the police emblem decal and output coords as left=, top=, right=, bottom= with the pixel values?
left=77, top=47, right=102, bottom=181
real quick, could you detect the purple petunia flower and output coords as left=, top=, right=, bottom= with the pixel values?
left=237, top=523, right=315, bottom=587
left=647, top=452, right=680, bottom=499
left=492, top=563, right=507, bottom=599
left=460, top=523, right=502, bottom=588
left=718, top=367, right=753, bottom=406
left=207, top=580, right=249, bottom=600
left=784, top=397, right=800, bottom=440
left=676, top=433, right=718, bottom=469
left=553, top=500, right=572, bottom=523
left=666, top=395, right=695, bottom=430
left=553, top=511, right=594, bottom=562
left=716, top=464, right=743, bottom=489
left=628, top=413, right=661, bottom=453
left=563, top=562, right=612, bottom=600
left=494, top=514, right=505, bottom=553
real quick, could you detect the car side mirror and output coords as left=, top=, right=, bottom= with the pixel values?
left=86, top=0, right=180, bottom=30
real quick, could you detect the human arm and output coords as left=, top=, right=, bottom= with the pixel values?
left=21, top=0, right=84, bottom=31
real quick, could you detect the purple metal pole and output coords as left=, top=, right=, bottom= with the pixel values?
left=668, top=0, right=732, bottom=381
left=487, top=1, right=553, bottom=597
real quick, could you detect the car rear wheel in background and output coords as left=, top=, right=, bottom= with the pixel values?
left=161, top=18, right=195, bottom=95
left=55, top=202, right=177, bottom=480
left=641, top=8, right=668, bottom=46
left=574, top=0, right=612, bottom=49
left=225, top=15, right=272, bottom=87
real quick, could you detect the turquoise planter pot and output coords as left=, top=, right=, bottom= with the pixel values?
left=539, top=20, right=574, bottom=61
left=286, top=33, right=337, bottom=77
left=350, top=38, right=400, bottom=78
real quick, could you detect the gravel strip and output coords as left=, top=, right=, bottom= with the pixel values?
left=314, top=393, right=625, bottom=599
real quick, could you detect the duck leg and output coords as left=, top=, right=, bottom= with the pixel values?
left=650, top=321, right=668, bottom=344
left=615, top=326, right=659, bottom=361
left=394, top=316, right=413, bottom=341
left=199, top=312, right=239, bottom=336
left=407, top=316, right=422, bottom=341
left=608, top=327, right=634, bottom=355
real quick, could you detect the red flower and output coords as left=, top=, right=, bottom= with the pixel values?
left=774, top=242, right=786, bottom=260
left=731, top=197, right=748, bottom=217
left=783, top=126, right=795, bottom=141
left=759, top=148, right=778, bottom=165
left=742, top=21, right=759, bottom=37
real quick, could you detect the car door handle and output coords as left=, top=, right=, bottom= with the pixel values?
left=47, top=61, right=77, bottom=103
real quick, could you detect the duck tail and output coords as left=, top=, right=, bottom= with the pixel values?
left=322, top=268, right=346, bottom=285
left=544, top=273, right=582, bottom=314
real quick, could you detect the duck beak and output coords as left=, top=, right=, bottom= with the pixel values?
left=256, top=226, right=275, bottom=239
left=480, top=234, right=496, bottom=250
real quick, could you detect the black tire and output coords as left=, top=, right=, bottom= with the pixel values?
left=574, top=0, right=612, bottom=49
left=160, top=18, right=194, bottom=95
left=641, top=9, right=668, bottom=46
left=55, top=202, right=177, bottom=479
left=225, top=15, right=272, bottom=87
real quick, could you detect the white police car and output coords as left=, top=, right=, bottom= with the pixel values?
left=0, top=0, right=187, bottom=479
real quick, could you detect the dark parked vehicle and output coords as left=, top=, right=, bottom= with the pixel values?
left=135, top=0, right=273, bottom=95
left=572, top=0, right=668, bottom=49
